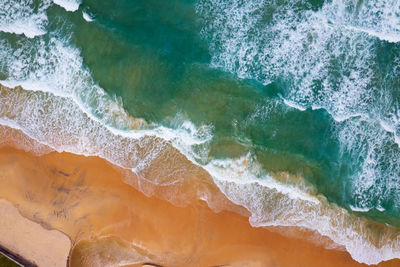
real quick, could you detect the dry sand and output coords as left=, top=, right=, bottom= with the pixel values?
left=0, top=199, right=70, bottom=267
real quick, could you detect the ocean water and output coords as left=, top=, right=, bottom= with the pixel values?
left=1, top=0, right=400, bottom=264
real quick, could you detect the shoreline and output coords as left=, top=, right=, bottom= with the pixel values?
left=2, top=83, right=400, bottom=264
left=0, top=127, right=399, bottom=266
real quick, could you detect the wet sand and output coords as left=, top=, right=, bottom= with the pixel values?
left=0, top=129, right=399, bottom=266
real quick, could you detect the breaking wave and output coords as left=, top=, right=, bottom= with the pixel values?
left=197, top=0, right=400, bottom=136
left=196, top=1, right=400, bottom=258
left=52, top=0, right=81, bottom=12
left=0, top=0, right=51, bottom=38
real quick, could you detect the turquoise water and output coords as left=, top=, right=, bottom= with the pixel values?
left=1, top=0, right=400, bottom=263
left=64, top=0, right=400, bottom=224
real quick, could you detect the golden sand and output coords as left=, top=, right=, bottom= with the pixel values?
left=0, top=127, right=399, bottom=266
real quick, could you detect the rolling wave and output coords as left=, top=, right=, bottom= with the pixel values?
left=197, top=0, right=400, bottom=234
left=52, top=0, right=81, bottom=12
left=197, top=0, right=400, bottom=136
left=0, top=0, right=51, bottom=38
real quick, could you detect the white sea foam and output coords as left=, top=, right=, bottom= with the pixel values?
left=205, top=154, right=318, bottom=203
left=343, top=25, right=400, bottom=44
left=82, top=11, right=94, bottom=22
left=197, top=0, right=400, bottom=139
left=209, top=160, right=400, bottom=265
left=377, top=206, right=386, bottom=212
left=3, top=79, right=400, bottom=265
left=0, top=22, right=46, bottom=39
left=349, top=205, right=371, bottom=213
left=0, top=0, right=51, bottom=38
left=0, top=34, right=147, bottom=132
left=0, top=123, right=53, bottom=156
left=334, top=118, right=400, bottom=218
left=52, top=0, right=81, bottom=12
left=281, top=97, right=306, bottom=111
left=0, top=0, right=80, bottom=39
left=327, top=0, right=400, bottom=43
left=197, top=0, right=400, bottom=263
left=0, top=31, right=213, bottom=188
left=0, top=84, right=210, bottom=187
left=197, top=0, right=400, bottom=203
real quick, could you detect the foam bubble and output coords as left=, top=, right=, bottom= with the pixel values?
left=52, top=0, right=81, bottom=12
left=349, top=205, right=370, bottom=213
left=82, top=11, right=94, bottom=22
left=281, top=97, right=306, bottom=111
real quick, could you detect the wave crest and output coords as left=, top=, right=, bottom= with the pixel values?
left=0, top=0, right=51, bottom=38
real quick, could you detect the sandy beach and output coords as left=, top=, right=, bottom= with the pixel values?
left=0, top=199, right=70, bottom=267
left=0, top=128, right=399, bottom=266
left=2, top=0, right=400, bottom=265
